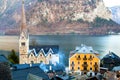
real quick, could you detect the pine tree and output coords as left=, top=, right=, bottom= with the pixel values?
left=8, top=49, right=19, bottom=64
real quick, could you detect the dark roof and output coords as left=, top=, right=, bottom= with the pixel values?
left=0, top=55, right=9, bottom=63
left=101, top=52, right=120, bottom=64
left=40, top=63, right=65, bottom=72
left=12, top=66, right=49, bottom=80
left=86, top=77, right=98, bottom=80
left=51, top=76, right=63, bottom=80
left=12, top=64, right=40, bottom=70
left=103, top=52, right=120, bottom=59
left=101, top=52, right=120, bottom=70
left=29, top=45, right=59, bottom=56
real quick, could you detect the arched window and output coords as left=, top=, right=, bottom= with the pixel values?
left=31, top=61, right=34, bottom=64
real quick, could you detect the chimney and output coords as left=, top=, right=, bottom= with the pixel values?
left=49, top=65, right=52, bottom=70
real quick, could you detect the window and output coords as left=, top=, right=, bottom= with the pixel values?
left=84, top=62, right=87, bottom=64
left=78, top=67, right=80, bottom=70
left=31, top=61, right=34, bottom=64
left=82, top=62, right=88, bottom=71
left=94, top=62, right=98, bottom=67
left=21, top=42, right=25, bottom=46
left=40, top=60, right=43, bottom=63
left=77, top=55, right=81, bottom=60
left=72, top=67, right=74, bottom=70
left=78, top=62, right=80, bottom=64
left=83, top=55, right=87, bottom=60
left=90, top=50, right=93, bottom=52
left=90, top=62, right=92, bottom=65
left=89, top=55, right=93, bottom=60
left=72, top=61, right=74, bottom=64
left=71, top=61, right=75, bottom=66
left=84, top=67, right=87, bottom=70
left=78, top=55, right=80, bottom=58
left=22, top=36, right=24, bottom=39
left=90, top=68, right=92, bottom=70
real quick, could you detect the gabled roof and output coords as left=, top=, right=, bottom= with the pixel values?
left=101, top=52, right=120, bottom=64
left=29, top=45, right=59, bottom=57
left=103, top=52, right=120, bottom=59
left=71, top=44, right=98, bottom=54
left=12, top=66, right=49, bottom=80
left=69, top=45, right=99, bottom=59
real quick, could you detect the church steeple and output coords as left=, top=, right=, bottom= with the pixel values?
left=19, top=0, right=29, bottom=64
left=21, top=0, right=27, bottom=37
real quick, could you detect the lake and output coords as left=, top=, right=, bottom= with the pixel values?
left=0, top=35, right=120, bottom=65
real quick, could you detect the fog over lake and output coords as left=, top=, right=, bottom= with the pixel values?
left=0, top=35, right=120, bottom=65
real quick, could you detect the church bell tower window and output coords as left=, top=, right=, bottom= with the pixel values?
left=21, top=42, right=25, bottom=46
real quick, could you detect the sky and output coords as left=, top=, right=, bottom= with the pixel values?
left=103, top=0, right=120, bottom=7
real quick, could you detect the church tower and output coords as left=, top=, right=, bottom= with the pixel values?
left=19, top=0, right=29, bottom=64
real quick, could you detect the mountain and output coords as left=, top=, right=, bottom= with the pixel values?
left=0, top=0, right=120, bottom=35
left=109, top=6, right=120, bottom=24
left=0, top=0, right=37, bottom=34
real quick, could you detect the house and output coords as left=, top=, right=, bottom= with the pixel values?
left=19, top=0, right=59, bottom=64
left=69, top=45, right=100, bottom=74
left=11, top=64, right=49, bottom=80
left=101, top=51, right=120, bottom=71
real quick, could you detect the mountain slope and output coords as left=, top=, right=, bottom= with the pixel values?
left=0, top=0, right=120, bottom=35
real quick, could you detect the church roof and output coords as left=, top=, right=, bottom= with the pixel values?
left=29, top=45, right=59, bottom=57
left=20, top=0, right=28, bottom=39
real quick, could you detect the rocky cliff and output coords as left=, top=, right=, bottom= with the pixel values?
left=0, top=0, right=120, bottom=35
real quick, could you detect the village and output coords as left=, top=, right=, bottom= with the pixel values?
left=0, top=0, right=120, bottom=80
left=1, top=43, right=120, bottom=80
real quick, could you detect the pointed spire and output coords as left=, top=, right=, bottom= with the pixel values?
left=21, top=0, right=27, bottom=33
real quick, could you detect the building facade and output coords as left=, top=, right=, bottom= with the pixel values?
left=69, top=45, right=100, bottom=73
left=19, top=0, right=59, bottom=64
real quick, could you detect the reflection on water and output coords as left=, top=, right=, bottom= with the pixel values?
left=0, top=35, right=120, bottom=65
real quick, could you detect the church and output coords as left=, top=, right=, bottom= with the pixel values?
left=19, top=0, right=59, bottom=64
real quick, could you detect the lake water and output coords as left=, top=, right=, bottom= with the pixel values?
left=0, top=35, right=120, bottom=65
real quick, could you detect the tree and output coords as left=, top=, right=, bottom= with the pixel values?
left=8, top=49, right=19, bottom=64
left=31, top=38, right=38, bottom=46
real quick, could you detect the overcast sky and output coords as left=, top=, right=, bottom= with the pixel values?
left=103, top=0, right=120, bottom=7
